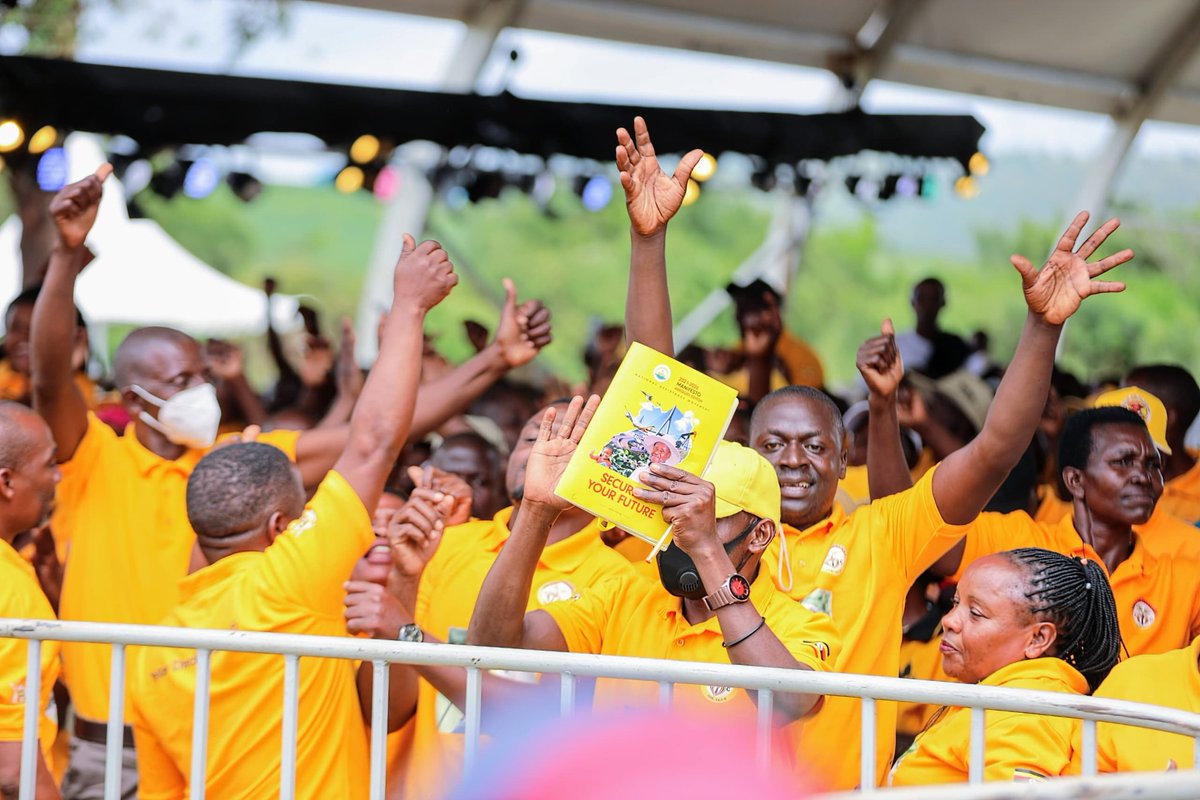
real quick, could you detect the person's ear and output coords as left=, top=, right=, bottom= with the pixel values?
left=838, top=440, right=849, bottom=480
left=1025, top=620, right=1058, bottom=660
left=747, top=519, right=776, bottom=554
left=1062, top=466, right=1085, bottom=500
left=265, top=511, right=291, bottom=545
left=0, top=467, right=15, bottom=501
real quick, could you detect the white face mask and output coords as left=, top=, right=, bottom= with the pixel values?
left=130, top=382, right=221, bottom=449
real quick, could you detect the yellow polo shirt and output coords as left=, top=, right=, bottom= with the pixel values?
left=542, top=568, right=837, bottom=782
left=759, top=465, right=968, bottom=790
left=394, top=506, right=636, bottom=800
left=1161, top=460, right=1200, bottom=525
left=889, top=657, right=1086, bottom=786
left=129, top=470, right=373, bottom=800
left=56, top=412, right=299, bottom=722
left=0, top=539, right=59, bottom=768
left=1094, top=634, right=1200, bottom=772
left=952, top=510, right=1200, bottom=655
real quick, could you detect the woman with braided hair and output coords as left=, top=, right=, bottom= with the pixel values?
left=889, top=547, right=1122, bottom=786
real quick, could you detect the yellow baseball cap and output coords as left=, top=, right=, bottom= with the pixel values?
left=1092, top=386, right=1172, bottom=455
left=703, top=440, right=782, bottom=529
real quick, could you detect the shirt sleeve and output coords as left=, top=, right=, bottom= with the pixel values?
left=762, top=597, right=840, bottom=672
left=539, top=576, right=623, bottom=654
left=261, top=470, right=375, bottom=616
left=0, top=642, right=27, bottom=742
left=251, top=428, right=302, bottom=461
left=866, top=464, right=971, bottom=584
left=56, top=412, right=117, bottom=506
left=980, top=709, right=1079, bottom=782
left=948, top=512, right=1041, bottom=584
left=131, top=720, right=186, bottom=800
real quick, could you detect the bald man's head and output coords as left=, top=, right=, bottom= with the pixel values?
left=113, top=327, right=203, bottom=390
left=0, top=402, right=61, bottom=537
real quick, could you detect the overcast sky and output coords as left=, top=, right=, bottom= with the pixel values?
left=60, top=0, right=1200, bottom=160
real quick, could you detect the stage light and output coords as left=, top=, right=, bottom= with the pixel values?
left=580, top=175, right=612, bottom=211
left=0, top=120, right=24, bottom=153
left=530, top=172, right=556, bottom=207
left=854, top=177, right=880, bottom=201
left=373, top=165, right=401, bottom=201
left=123, top=159, right=153, bottom=195
left=183, top=158, right=220, bottom=199
left=350, top=134, right=380, bottom=165
left=896, top=175, right=920, bottom=197
left=36, top=147, right=69, bottom=191
left=445, top=185, right=469, bottom=210
left=335, top=165, right=364, bottom=193
left=692, top=153, right=717, bottom=182
left=682, top=178, right=700, bottom=207
left=954, top=175, right=980, bottom=199
left=968, top=151, right=989, bottom=176
left=227, top=171, right=263, bottom=203
left=27, top=125, right=58, bottom=155
left=920, top=174, right=938, bottom=199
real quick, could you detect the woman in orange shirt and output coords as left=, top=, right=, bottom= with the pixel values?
left=890, top=547, right=1122, bottom=786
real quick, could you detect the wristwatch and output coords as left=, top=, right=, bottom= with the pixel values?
left=398, top=623, right=424, bottom=643
left=702, top=574, right=752, bottom=611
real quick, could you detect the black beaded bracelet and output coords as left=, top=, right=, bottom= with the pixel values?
left=722, top=615, right=766, bottom=648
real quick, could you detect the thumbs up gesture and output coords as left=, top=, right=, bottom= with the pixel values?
left=392, top=234, right=458, bottom=313
left=492, top=277, right=553, bottom=368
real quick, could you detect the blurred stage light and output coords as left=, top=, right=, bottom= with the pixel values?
left=854, top=177, right=880, bottom=201
left=183, top=158, right=220, bottom=199
left=36, top=147, right=69, bottom=191
left=530, top=172, right=556, bottom=207
left=692, top=153, right=717, bottom=182
left=335, top=165, right=365, bottom=193
left=123, top=159, right=154, bottom=195
left=580, top=175, right=612, bottom=211
left=896, top=175, right=920, bottom=197
left=920, top=174, right=938, bottom=199
left=968, top=151, right=990, bottom=176
left=445, top=185, right=469, bottom=210
left=682, top=178, right=700, bottom=206
left=954, top=175, right=980, bottom=199
left=350, top=134, right=380, bottom=164
left=28, top=125, right=58, bottom=155
left=373, top=165, right=401, bottom=201
left=0, top=120, right=24, bottom=152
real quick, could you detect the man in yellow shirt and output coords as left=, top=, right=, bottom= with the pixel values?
left=33, top=167, right=551, bottom=797
left=612, top=115, right=1134, bottom=789
left=0, top=403, right=64, bottom=798
left=342, top=401, right=638, bottom=799
left=1094, top=634, right=1200, bottom=772
left=1121, top=365, right=1200, bottom=524
left=469, top=399, right=840, bottom=786
left=934, top=406, right=1200, bottom=656
left=128, top=234, right=457, bottom=799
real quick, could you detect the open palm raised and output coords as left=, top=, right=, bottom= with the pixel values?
left=1011, top=211, right=1133, bottom=326
left=616, top=116, right=704, bottom=237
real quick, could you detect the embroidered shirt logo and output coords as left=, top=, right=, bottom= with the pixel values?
left=820, top=544, right=847, bottom=576
left=537, top=580, right=577, bottom=605
left=1132, top=599, right=1156, bottom=629
left=702, top=684, right=735, bottom=704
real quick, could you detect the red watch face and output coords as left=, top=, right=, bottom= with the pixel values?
left=729, top=574, right=751, bottom=601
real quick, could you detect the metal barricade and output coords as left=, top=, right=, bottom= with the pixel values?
left=3, top=617, right=1200, bottom=800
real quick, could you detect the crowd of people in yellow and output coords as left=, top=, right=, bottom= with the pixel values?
left=1, top=117, right=1199, bottom=799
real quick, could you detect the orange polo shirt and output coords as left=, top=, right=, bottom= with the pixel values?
left=1160, top=460, right=1200, bottom=525
left=56, top=412, right=300, bottom=722
left=128, top=470, right=373, bottom=800
left=1094, top=634, right=1200, bottom=772
left=952, top=510, right=1200, bottom=656
left=896, top=632, right=952, bottom=738
left=889, top=658, right=1086, bottom=786
left=0, top=539, right=59, bottom=769
left=393, top=506, right=636, bottom=800
left=759, top=465, right=969, bottom=790
left=542, top=568, right=838, bottom=781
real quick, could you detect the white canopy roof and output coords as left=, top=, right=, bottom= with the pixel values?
left=331, top=0, right=1200, bottom=126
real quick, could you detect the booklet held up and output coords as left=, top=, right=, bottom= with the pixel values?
left=555, top=342, right=738, bottom=546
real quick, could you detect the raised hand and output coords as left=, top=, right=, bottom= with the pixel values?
left=616, top=116, right=704, bottom=237
left=393, top=234, right=458, bottom=313
left=633, top=464, right=719, bottom=557
left=205, top=339, right=246, bottom=382
left=1011, top=212, right=1132, bottom=325
left=493, top=278, right=553, bottom=368
left=521, top=395, right=600, bottom=510
left=334, top=317, right=364, bottom=399
left=343, top=578, right=407, bottom=639
left=50, top=163, right=112, bottom=251
left=407, top=464, right=473, bottom=526
left=857, top=318, right=903, bottom=399
left=385, top=486, right=454, bottom=579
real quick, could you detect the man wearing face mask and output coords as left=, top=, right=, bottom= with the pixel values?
left=468, top=397, right=839, bottom=784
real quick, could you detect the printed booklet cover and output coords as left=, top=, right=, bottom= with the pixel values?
left=555, top=341, right=738, bottom=545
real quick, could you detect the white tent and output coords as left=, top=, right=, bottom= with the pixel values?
left=0, top=133, right=300, bottom=339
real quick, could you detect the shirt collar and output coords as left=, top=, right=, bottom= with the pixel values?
left=782, top=502, right=846, bottom=543
left=120, top=422, right=206, bottom=477
left=0, top=537, right=34, bottom=578
left=1062, top=513, right=1153, bottom=578
left=177, top=551, right=259, bottom=602
left=983, top=656, right=1089, bottom=694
